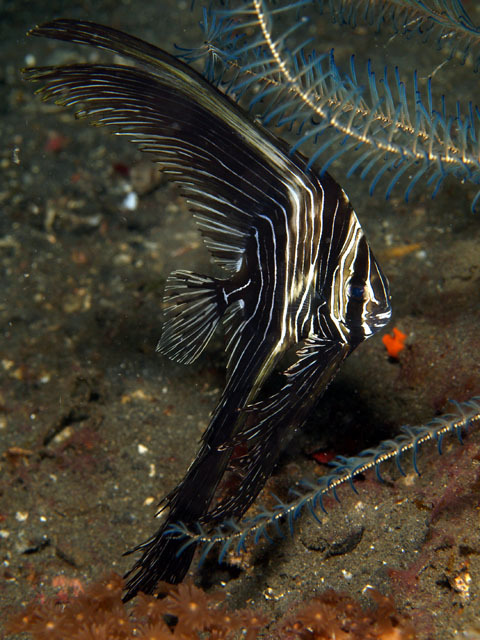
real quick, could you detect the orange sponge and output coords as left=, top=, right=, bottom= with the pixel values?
left=382, top=327, right=407, bottom=358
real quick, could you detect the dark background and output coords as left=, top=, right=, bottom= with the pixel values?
left=1, top=2, right=480, bottom=638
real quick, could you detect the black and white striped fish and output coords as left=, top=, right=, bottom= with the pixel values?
left=24, top=19, right=392, bottom=599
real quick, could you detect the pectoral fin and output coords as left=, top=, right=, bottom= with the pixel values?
left=157, top=270, right=227, bottom=364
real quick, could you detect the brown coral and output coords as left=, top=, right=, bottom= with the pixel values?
left=5, top=573, right=261, bottom=640
left=163, top=581, right=219, bottom=635
left=6, top=573, right=415, bottom=640
left=283, top=587, right=416, bottom=640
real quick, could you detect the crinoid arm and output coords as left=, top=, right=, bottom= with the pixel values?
left=166, top=396, right=480, bottom=562
left=315, top=0, right=480, bottom=71
left=183, top=0, right=480, bottom=210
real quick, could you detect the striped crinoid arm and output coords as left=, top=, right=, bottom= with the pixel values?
left=192, top=0, right=480, bottom=209
left=316, top=0, right=480, bottom=70
left=168, top=396, right=480, bottom=563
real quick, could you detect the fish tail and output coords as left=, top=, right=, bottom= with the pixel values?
left=123, top=524, right=195, bottom=600
left=123, top=443, right=231, bottom=599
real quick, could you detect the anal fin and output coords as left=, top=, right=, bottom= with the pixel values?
left=157, top=270, right=226, bottom=364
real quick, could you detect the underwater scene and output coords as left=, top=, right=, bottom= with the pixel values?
left=1, top=1, right=480, bottom=638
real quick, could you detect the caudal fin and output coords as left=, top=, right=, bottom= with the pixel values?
left=123, top=524, right=196, bottom=601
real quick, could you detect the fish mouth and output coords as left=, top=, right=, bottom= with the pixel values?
left=367, top=307, right=392, bottom=331
left=357, top=306, right=392, bottom=337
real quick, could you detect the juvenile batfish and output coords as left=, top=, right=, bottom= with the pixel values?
left=24, top=19, right=392, bottom=600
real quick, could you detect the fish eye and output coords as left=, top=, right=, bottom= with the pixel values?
left=348, top=284, right=365, bottom=300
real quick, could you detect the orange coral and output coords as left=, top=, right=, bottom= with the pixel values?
left=163, top=582, right=219, bottom=635
left=283, top=588, right=416, bottom=640
left=382, top=327, right=407, bottom=358
left=5, top=573, right=263, bottom=639
left=5, top=574, right=415, bottom=640
left=135, top=621, right=174, bottom=640
left=6, top=600, right=63, bottom=640
left=133, top=591, right=169, bottom=624
left=51, top=575, right=85, bottom=602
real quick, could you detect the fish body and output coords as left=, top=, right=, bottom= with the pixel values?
left=24, top=19, right=392, bottom=599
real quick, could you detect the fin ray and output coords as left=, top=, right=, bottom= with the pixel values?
left=157, top=270, right=226, bottom=364
left=25, top=19, right=308, bottom=274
